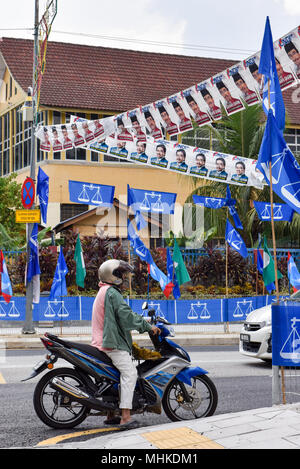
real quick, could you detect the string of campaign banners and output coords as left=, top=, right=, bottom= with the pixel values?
left=89, top=137, right=263, bottom=189
left=0, top=295, right=277, bottom=323
left=35, top=24, right=300, bottom=148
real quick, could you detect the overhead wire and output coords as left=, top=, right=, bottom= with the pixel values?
left=51, top=29, right=255, bottom=56
left=0, top=27, right=256, bottom=57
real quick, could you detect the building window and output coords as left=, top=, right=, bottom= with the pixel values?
left=13, top=106, right=23, bottom=170
left=60, top=203, right=88, bottom=222
left=91, top=151, right=99, bottom=162
left=284, top=128, right=300, bottom=156
left=182, top=125, right=220, bottom=151
left=23, top=121, right=31, bottom=168
left=66, top=147, right=86, bottom=161
left=53, top=111, right=61, bottom=124
left=3, top=113, right=10, bottom=175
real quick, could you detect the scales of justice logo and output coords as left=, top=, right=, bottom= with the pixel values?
left=280, top=316, right=300, bottom=363
left=268, top=147, right=300, bottom=210
left=77, top=184, right=103, bottom=205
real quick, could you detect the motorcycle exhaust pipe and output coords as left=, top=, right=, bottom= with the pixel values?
left=50, top=377, right=116, bottom=411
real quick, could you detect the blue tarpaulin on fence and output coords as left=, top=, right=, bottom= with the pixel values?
left=0, top=295, right=276, bottom=323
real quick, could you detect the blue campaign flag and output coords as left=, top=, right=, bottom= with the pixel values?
left=193, top=195, right=227, bottom=210
left=256, top=247, right=263, bottom=275
left=128, top=185, right=177, bottom=231
left=225, top=219, right=248, bottom=258
left=127, top=185, right=147, bottom=231
left=50, top=250, right=69, bottom=300
left=288, top=253, right=300, bottom=291
left=256, top=110, right=300, bottom=215
left=253, top=201, right=294, bottom=222
left=259, top=16, right=285, bottom=132
left=27, top=224, right=41, bottom=282
left=127, top=219, right=153, bottom=264
left=194, top=187, right=243, bottom=229
left=27, top=223, right=41, bottom=304
left=225, top=186, right=243, bottom=230
left=68, top=180, right=115, bottom=207
left=37, top=167, right=49, bottom=224
left=167, top=247, right=181, bottom=299
left=127, top=220, right=170, bottom=296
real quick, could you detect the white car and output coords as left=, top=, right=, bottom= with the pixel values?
left=239, top=290, right=300, bottom=361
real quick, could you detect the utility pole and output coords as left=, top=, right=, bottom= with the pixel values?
left=22, top=0, right=39, bottom=334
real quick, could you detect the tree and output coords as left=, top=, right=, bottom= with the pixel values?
left=183, top=103, right=300, bottom=247
left=0, top=174, right=25, bottom=249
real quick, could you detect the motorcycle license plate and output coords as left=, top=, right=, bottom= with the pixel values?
left=240, top=334, right=250, bottom=342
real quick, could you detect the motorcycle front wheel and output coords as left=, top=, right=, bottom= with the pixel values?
left=33, top=367, right=90, bottom=429
left=162, top=374, right=218, bottom=422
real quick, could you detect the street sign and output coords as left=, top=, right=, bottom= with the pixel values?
left=21, top=177, right=35, bottom=209
left=15, top=209, right=41, bottom=223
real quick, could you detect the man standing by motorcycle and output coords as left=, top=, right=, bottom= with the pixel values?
left=92, top=259, right=160, bottom=430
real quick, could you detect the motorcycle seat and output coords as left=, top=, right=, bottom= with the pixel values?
left=45, top=333, right=113, bottom=365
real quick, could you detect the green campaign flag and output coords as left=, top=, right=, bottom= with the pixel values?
left=263, top=237, right=282, bottom=287
left=172, top=238, right=191, bottom=285
left=74, top=235, right=86, bottom=288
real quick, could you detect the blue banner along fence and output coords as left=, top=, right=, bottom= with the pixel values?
left=0, top=295, right=276, bottom=323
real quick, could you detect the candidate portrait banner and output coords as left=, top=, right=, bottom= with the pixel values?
left=89, top=135, right=264, bottom=189
left=68, top=180, right=115, bottom=207
left=36, top=115, right=115, bottom=153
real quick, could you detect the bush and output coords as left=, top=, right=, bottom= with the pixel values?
left=7, top=232, right=290, bottom=298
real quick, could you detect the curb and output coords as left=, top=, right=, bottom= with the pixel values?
left=0, top=333, right=240, bottom=349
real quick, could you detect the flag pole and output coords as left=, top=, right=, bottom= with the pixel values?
left=23, top=0, right=39, bottom=334
left=267, top=78, right=283, bottom=407
left=225, top=209, right=229, bottom=333
left=225, top=207, right=229, bottom=297
left=268, top=81, right=280, bottom=303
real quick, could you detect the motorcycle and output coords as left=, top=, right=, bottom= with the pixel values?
left=23, top=303, right=218, bottom=429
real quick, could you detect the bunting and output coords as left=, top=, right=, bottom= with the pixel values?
left=35, top=23, right=299, bottom=148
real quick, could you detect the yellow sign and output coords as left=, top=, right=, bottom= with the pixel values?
left=15, top=209, right=41, bottom=223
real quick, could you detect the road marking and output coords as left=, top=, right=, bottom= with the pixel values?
left=142, top=427, right=224, bottom=450
left=0, top=372, right=6, bottom=384
left=36, top=427, right=121, bottom=447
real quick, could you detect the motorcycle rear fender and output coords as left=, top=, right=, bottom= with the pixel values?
left=176, top=366, right=208, bottom=386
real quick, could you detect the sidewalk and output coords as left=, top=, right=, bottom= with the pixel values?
left=36, top=404, right=300, bottom=449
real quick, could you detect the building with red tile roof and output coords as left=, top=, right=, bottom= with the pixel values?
left=0, top=37, right=299, bottom=239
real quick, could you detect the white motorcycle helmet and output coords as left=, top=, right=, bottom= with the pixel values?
left=98, top=259, right=134, bottom=286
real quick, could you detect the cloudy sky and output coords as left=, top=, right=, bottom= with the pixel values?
left=0, top=0, right=300, bottom=60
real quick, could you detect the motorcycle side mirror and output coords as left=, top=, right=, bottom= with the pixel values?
left=142, top=301, right=148, bottom=310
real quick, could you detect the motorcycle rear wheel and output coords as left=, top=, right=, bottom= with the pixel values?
left=33, top=367, right=90, bottom=429
left=162, top=374, right=218, bottom=421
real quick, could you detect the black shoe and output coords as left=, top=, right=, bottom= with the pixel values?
left=119, top=420, right=140, bottom=431
left=103, top=416, right=121, bottom=425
